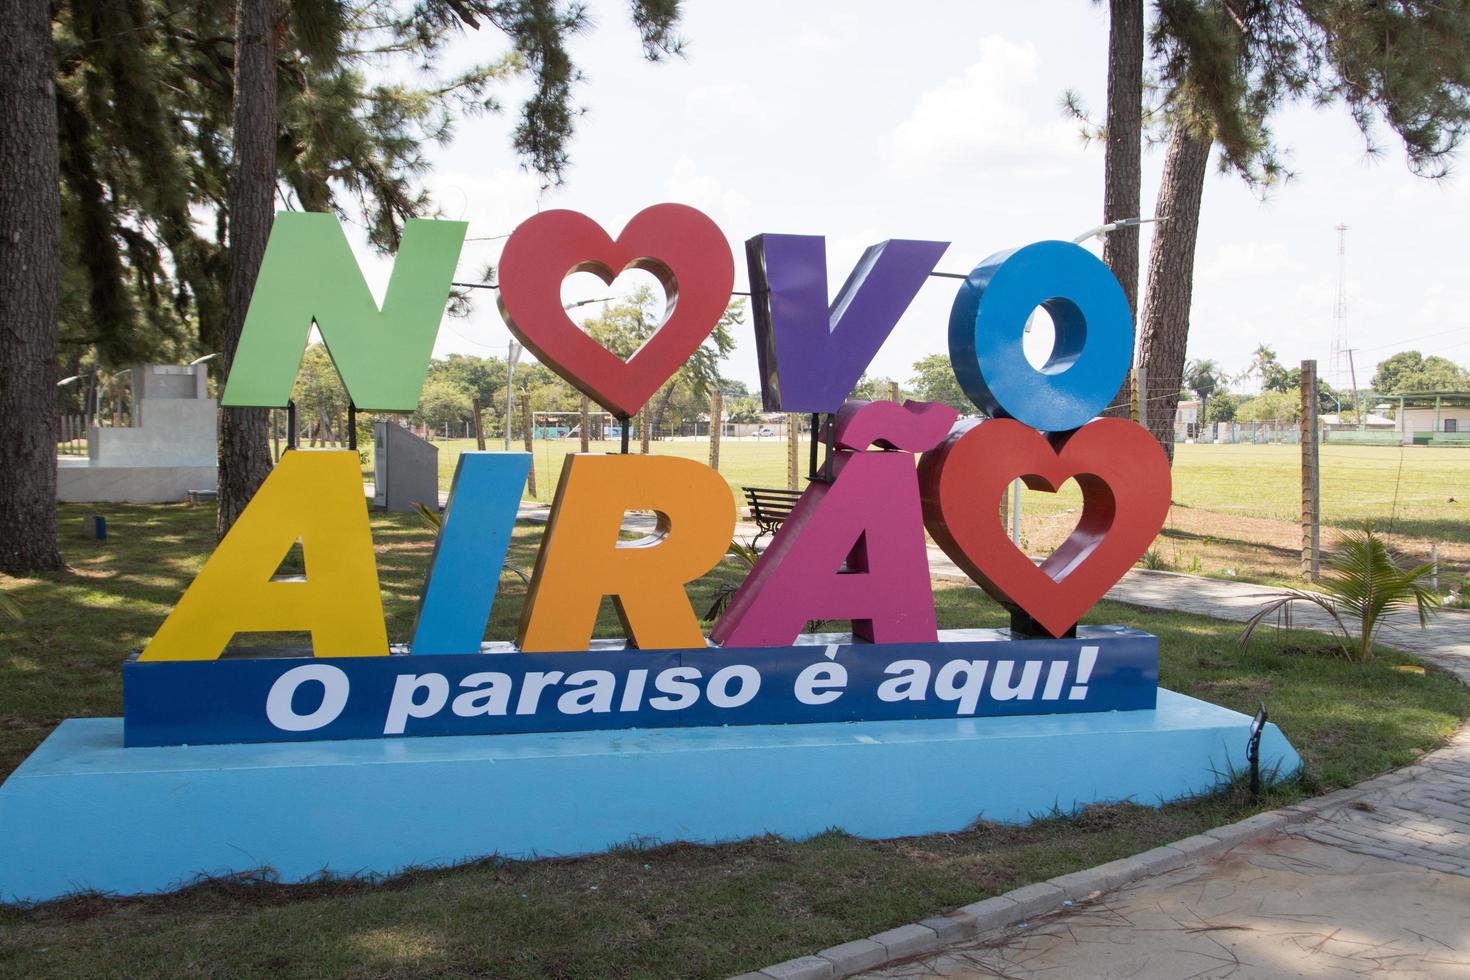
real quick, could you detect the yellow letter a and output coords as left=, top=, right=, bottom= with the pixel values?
left=140, top=451, right=389, bottom=661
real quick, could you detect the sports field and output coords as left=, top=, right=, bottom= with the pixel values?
left=396, top=438, right=1470, bottom=587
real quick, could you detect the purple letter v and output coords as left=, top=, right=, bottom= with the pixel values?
left=747, top=235, right=949, bottom=413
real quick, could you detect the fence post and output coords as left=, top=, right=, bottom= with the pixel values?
left=521, top=393, right=537, bottom=498
left=1300, top=359, right=1320, bottom=582
left=579, top=395, right=591, bottom=453
left=709, top=388, right=722, bottom=471
left=786, top=413, right=800, bottom=490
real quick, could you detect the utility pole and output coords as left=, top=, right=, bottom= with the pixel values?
left=1332, top=224, right=1348, bottom=382
left=1345, top=347, right=1364, bottom=430
left=504, top=340, right=521, bottom=451
left=1300, top=359, right=1320, bottom=582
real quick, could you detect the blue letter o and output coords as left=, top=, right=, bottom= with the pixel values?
left=948, top=241, right=1132, bottom=432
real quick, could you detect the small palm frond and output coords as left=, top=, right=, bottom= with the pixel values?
left=412, top=501, right=443, bottom=532
left=0, top=590, right=21, bottom=622
left=1239, top=521, right=1440, bottom=662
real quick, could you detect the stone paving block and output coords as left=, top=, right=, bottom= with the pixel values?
left=814, top=939, right=888, bottom=975
left=760, top=955, right=835, bottom=980
left=1169, top=833, right=1227, bottom=860
left=917, top=912, right=975, bottom=944
left=1122, top=845, right=1191, bottom=877
left=997, top=881, right=1066, bottom=917
left=869, top=923, right=938, bottom=960
left=729, top=973, right=771, bottom=980
left=1202, top=811, right=1289, bottom=847
left=956, top=896, right=1021, bottom=935
left=1047, top=867, right=1114, bottom=901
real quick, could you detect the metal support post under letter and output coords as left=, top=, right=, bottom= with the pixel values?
left=1011, top=480, right=1022, bottom=548
left=1300, top=359, right=1320, bottom=581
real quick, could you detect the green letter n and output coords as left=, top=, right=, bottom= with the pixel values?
left=221, top=212, right=467, bottom=411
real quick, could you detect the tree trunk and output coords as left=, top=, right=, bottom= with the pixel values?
left=216, top=0, right=277, bottom=538
left=650, top=382, right=679, bottom=439
left=0, top=0, right=65, bottom=574
left=1138, top=126, right=1212, bottom=462
left=1100, top=0, right=1145, bottom=419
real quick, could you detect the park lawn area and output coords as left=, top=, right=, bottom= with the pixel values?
left=0, top=502, right=1466, bottom=978
left=402, top=437, right=1470, bottom=589
left=411, top=438, right=1470, bottom=544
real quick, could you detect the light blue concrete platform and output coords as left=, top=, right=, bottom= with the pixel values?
left=0, top=689, right=1299, bottom=903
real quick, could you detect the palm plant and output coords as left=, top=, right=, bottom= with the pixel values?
left=1240, top=522, right=1440, bottom=663
left=0, top=589, right=20, bottom=622
left=703, top=538, right=761, bottom=621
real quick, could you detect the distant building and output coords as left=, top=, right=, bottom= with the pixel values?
left=1391, top=391, right=1470, bottom=444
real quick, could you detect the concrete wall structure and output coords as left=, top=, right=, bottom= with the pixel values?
left=372, top=420, right=439, bottom=512
left=57, top=363, right=218, bottom=503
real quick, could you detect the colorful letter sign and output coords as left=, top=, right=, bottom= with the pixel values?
left=497, top=204, right=735, bottom=418
left=920, top=418, right=1171, bottom=638
left=748, top=235, right=949, bottom=412
left=711, top=400, right=956, bottom=647
left=123, top=203, right=1179, bottom=744
left=518, top=454, right=736, bottom=652
left=410, top=452, right=532, bottom=655
left=142, top=451, right=389, bottom=661
left=948, top=241, right=1132, bottom=430
left=221, top=212, right=467, bottom=411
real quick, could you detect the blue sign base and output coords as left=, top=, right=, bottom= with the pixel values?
left=123, top=627, right=1159, bottom=746
left=0, top=690, right=1300, bottom=903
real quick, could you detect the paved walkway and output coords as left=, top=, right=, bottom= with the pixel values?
left=517, top=500, right=1470, bottom=975
left=853, top=571, right=1470, bottom=978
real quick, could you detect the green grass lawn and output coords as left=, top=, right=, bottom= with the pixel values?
left=0, top=502, right=1464, bottom=977
left=402, top=438, right=1470, bottom=547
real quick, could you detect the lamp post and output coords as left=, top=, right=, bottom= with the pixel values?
left=504, top=339, right=522, bottom=451
left=1011, top=216, right=1165, bottom=550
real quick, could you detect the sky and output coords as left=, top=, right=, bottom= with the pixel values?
left=347, top=0, right=1470, bottom=401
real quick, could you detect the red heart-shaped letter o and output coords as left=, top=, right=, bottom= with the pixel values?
left=496, top=204, right=735, bottom=418
left=919, top=417, right=1171, bottom=638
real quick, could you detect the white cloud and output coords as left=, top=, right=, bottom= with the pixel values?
left=685, top=83, right=758, bottom=120
left=885, top=36, right=1080, bottom=178
left=662, top=156, right=753, bottom=228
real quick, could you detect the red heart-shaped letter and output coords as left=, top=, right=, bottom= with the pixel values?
left=919, top=418, right=1171, bottom=638
left=496, top=204, right=735, bottom=418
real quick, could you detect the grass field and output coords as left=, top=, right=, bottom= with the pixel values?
left=0, top=503, right=1465, bottom=977
left=414, top=438, right=1470, bottom=538
left=394, top=436, right=1470, bottom=588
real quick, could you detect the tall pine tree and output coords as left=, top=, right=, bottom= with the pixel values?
left=0, top=0, right=65, bottom=574
left=1138, top=0, right=1470, bottom=459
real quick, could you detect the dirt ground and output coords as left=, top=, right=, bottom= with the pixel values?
left=1018, top=504, right=1470, bottom=589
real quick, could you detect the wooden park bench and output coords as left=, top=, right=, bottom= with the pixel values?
left=741, top=485, right=803, bottom=548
